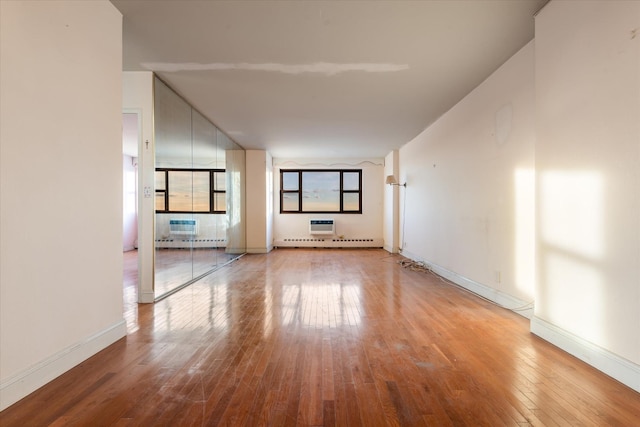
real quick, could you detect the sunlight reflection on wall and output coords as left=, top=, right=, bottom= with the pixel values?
left=225, top=149, right=245, bottom=253
left=228, top=170, right=242, bottom=229
left=515, top=168, right=535, bottom=299
left=539, top=171, right=604, bottom=344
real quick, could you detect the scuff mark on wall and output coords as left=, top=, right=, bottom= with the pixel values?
left=142, top=62, right=410, bottom=75
left=495, top=103, right=513, bottom=146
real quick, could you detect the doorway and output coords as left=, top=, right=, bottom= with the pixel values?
left=122, top=111, right=140, bottom=303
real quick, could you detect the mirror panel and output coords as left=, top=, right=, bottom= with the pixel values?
left=153, top=76, right=245, bottom=300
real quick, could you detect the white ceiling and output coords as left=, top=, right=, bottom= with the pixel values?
left=112, top=0, right=547, bottom=159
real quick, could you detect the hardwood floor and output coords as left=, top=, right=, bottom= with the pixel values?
left=2, top=249, right=639, bottom=426
left=154, top=248, right=241, bottom=297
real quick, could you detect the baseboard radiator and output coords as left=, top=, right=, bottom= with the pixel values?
left=274, top=237, right=383, bottom=248
left=155, top=238, right=226, bottom=249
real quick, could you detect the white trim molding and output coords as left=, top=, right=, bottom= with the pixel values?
left=383, top=244, right=400, bottom=254
left=531, top=317, right=640, bottom=393
left=246, top=246, right=273, bottom=254
left=138, top=290, right=155, bottom=304
left=0, top=320, right=127, bottom=411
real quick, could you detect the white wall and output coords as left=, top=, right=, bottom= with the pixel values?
left=246, top=150, right=274, bottom=253
left=399, top=41, right=536, bottom=311
left=0, top=1, right=126, bottom=409
left=272, top=158, right=384, bottom=248
left=383, top=150, right=400, bottom=253
left=533, top=0, right=640, bottom=391
left=122, top=72, right=155, bottom=303
left=123, top=155, right=138, bottom=251
left=225, top=149, right=247, bottom=254
left=266, top=153, right=274, bottom=250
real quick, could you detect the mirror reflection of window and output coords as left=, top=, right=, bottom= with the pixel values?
left=213, top=171, right=226, bottom=212
left=155, top=171, right=166, bottom=211
left=168, top=171, right=209, bottom=212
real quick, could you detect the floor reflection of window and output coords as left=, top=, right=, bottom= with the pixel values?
left=281, top=286, right=300, bottom=326
left=281, top=283, right=362, bottom=328
left=263, top=284, right=274, bottom=338
left=152, top=284, right=230, bottom=333
left=209, top=284, right=229, bottom=330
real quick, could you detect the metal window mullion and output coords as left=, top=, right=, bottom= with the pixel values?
left=164, top=170, right=169, bottom=211
left=298, top=171, right=303, bottom=212
left=209, top=171, right=214, bottom=213
left=339, top=171, right=344, bottom=212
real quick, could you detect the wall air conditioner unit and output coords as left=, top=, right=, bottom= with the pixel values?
left=309, top=219, right=335, bottom=235
left=169, top=219, right=198, bottom=235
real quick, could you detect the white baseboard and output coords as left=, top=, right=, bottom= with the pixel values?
left=138, top=290, right=155, bottom=304
left=531, top=316, right=640, bottom=393
left=400, top=250, right=534, bottom=319
left=246, top=245, right=273, bottom=254
left=383, top=244, right=400, bottom=254
left=0, top=319, right=127, bottom=411
left=155, top=239, right=226, bottom=249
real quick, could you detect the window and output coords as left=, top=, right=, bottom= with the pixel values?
left=155, top=168, right=226, bottom=213
left=280, top=169, right=362, bottom=213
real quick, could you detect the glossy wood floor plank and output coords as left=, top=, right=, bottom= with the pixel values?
left=1, top=248, right=640, bottom=426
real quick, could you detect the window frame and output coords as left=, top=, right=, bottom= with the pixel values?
left=279, top=169, right=362, bottom=214
left=155, top=168, right=226, bottom=214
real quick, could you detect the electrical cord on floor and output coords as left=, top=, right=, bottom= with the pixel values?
left=398, top=259, right=535, bottom=314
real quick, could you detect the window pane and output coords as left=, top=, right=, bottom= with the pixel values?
left=343, top=193, right=360, bottom=211
left=168, top=172, right=190, bottom=211
left=192, top=172, right=210, bottom=211
left=282, top=193, right=299, bottom=211
left=282, top=172, right=299, bottom=191
left=343, top=172, right=360, bottom=191
left=214, top=172, right=226, bottom=191
left=155, top=193, right=165, bottom=211
left=168, top=171, right=210, bottom=212
left=155, top=171, right=166, bottom=190
left=214, top=192, right=226, bottom=212
left=302, top=171, right=340, bottom=211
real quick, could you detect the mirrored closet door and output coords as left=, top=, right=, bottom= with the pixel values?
left=153, top=76, right=245, bottom=300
